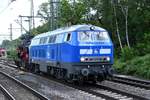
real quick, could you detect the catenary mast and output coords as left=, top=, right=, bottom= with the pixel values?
left=49, top=0, right=60, bottom=31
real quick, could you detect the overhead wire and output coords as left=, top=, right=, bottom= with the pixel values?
left=0, top=0, right=16, bottom=41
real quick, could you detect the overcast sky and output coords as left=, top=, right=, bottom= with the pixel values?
left=0, top=0, right=48, bottom=44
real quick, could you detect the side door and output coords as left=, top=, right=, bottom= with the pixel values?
left=49, top=35, right=57, bottom=61
left=55, top=34, right=64, bottom=63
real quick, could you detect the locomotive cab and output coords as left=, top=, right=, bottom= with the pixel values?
left=60, top=26, right=114, bottom=82
left=77, top=30, right=114, bottom=81
left=78, top=30, right=113, bottom=64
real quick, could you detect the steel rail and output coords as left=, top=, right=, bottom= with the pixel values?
left=113, top=74, right=150, bottom=84
left=111, top=78, right=150, bottom=89
left=112, top=74, right=150, bottom=89
left=72, top=85, right=119, bottom=100
left=0, top=71, right=50, bottom=100
left=0, top=84, right=16, bottom=100
left=96, top=83, right=150, bottom=100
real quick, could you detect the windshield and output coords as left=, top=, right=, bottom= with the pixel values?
left=78, top=31, right=110, bottom=42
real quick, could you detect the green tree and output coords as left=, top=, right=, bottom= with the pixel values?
left=37, top=2, right=50, bottom=22
left=60, top=0, right=86, bottom=26
left=1, top=40, right=10, bottom=49
left=119, top=0, right=130, bottom=48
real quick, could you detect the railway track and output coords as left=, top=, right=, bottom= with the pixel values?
left=71, top=83, right=134, bottom=100
left=41, top=73, right=149, bottom=100
left=0, top=84, right=15, bottom=100
left=112, top=74, right=150, bottom=89
left=96, top=83, right=149, bottom=100
left=0, top=61, right=114, bottom=100
left=57, top=79, right=150, bottom=100
left=1, top=59, right=150, bottom=100
left=0, top=71, right=49, bottom=100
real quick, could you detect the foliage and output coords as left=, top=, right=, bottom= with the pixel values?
left=37, top=2, right=50, bottom=22
left=59, top=0, right=87, bottom=26
left=1, top=40, right=10, bottom=48
left=134, top=32, right=150, bottom=56
left=120, top=46, right=135, bottom=61
left=7, top=49, right=18, bottom=60
left=0, top=39, right=20, bottom=60
left=114, top=54, right=150, bottom=79
left=31, top=23, right=49, bottom=35
left=113, top=59, right=126, bottom=73
left=1, top=39, right=20, bottom=50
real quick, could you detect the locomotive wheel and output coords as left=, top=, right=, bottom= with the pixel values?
left=53, top=68, right=58, bottom=78
left=65, top=74, right=74, bottom=83
left=91, top=76, right=97, bottom=84
left=59, top=69, right=65, bottom=79
left=106, top=75, right=113, bottom=81
left=50, top=67, right=54, bottom=76
left=77, top=76, right=84, bottom=85
left=56, top=69, right=61, bottom=79
left=55, top=64, right=62, bottom=79
left=91, top=80, right=97, bottom=84
left=56, top=64, right=66, bottom=79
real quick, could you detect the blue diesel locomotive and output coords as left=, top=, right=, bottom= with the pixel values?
left=29, top=24, right=114, bottom=83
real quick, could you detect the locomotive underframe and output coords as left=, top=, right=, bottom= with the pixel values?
left=30, top=59, right=113, bottom=82
left=63, top=62, right=113, bottom=81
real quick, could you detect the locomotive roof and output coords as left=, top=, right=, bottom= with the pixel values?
left=33, top=24, right=106, bottom=39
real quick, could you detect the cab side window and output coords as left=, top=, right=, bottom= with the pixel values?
left=55, top=34, right=63, bottom=43
left=65, top=33, right=71, bottom=42
left=39, top=37, right=47, bottom=44
left=48, top=35, right=56, bottom=43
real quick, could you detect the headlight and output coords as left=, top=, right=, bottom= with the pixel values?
left=106, top=57, right=110, bottom=61
left=80, top=57, right=85, bottom=62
